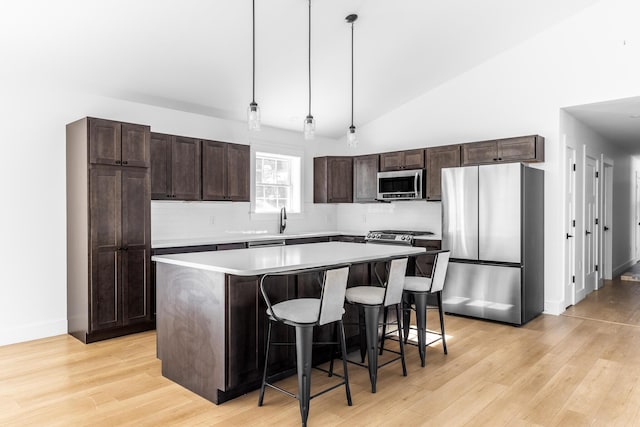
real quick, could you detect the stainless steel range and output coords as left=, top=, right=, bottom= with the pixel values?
left=365, top=230, right=434, bottom=246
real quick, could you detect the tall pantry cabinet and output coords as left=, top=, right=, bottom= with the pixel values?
left=67, top=117, right=154, bottom=343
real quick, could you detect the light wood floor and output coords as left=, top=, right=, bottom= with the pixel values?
left=2, top=280, right=640, bottom=426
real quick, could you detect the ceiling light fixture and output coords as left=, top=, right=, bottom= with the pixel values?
left=346, top=14, right=358, bottom=148
left=303, top=0, right=315, bottom=140
left=247, top=0, right=260, bottom=131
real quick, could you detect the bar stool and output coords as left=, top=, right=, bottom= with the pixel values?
left=402, top=250, right=450, bottom=367
left=345, top=257, right=408, bottom=393
left=258, top=265, right=352, bottom=427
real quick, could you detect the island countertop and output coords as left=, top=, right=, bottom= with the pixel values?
left=152, top=241, right=426, bottom=276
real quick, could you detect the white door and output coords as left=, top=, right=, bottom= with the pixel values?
left=601, top=160, right=613, bottom=282
left=565, top=146, right=577, bottom=308
left=580, top=153, right=598, bottom=302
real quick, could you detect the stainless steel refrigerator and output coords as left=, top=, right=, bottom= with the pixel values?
left=441, top=162, right=544, bottom=325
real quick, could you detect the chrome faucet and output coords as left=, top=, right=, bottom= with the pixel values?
left=279, top=207, right=287, bottom=234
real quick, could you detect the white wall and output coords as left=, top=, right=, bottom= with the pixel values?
left=339, top=0, right=640, bottom=315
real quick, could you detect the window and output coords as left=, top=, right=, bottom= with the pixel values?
left=255, top=152, right=301, bottom=213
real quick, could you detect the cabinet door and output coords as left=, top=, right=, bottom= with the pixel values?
left=90, top=167, right=122, bottom=331
left=171, top=136, right=201, bottom=200
left=328, top=157, right=353, bottom=203
left=226, top=143, right=250, bottom=201
left=353, top=154, right=379, bottom=203
left=121, top=123, right=150, bottom=168
left=462, top=141, right=498, bottom=165
left=497, top=136, right=539, bottom=162
left=426, top=145, right=461, bottom=201
left=403, top=149, right=425, bottom=170
left=380, top=151, right=404, bottom=171
left=121, top=168, right=151, bottom=324
left=201, top=140, right=226, bottom=200
left=226, top=275, right=262, bottom=390
left=89, top=118, right=121, bottom=166
left=150, top=133, right=172, bottom=199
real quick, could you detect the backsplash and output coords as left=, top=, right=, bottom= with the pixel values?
left=335, top=201, right=441, bottom=235
left=151, top=200, right=442, bottom=242
left=151, top=201, right=338, bottom=241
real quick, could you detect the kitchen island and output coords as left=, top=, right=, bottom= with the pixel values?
left=153, top=241, right=425, bottom=404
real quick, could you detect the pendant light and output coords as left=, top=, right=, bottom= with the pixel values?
left=247, top=0, right=261, bottom=131
left=346, top=14, right=358, bottom=148
left=303, top=0, right=315, bottom=140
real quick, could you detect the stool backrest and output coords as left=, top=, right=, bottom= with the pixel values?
left=318, top=266, right=350, bottom=325
left=383, top=258, right=409, bottom=307
left=429, top=250, right=450, bottom=293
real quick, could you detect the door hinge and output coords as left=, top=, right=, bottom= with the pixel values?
left=573, top=164, right=576, bottom=171
left=572, top=219, right=576, bottom=227
left=595, top=265, right=599, bottom=272
left=595, top=218, right=599, bottom=225
left=596, top=171, right=599, bottom=178
left=572, top=275, right=575, bottom=283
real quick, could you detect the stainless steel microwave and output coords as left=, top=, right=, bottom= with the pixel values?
left=377, top=169, right=424, bottom=200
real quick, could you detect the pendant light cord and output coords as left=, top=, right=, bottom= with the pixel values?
left=308, top=0, right=312, bottom=116
left=350, top=20, right=354, bottom=127
left=252, top=0, right=256, bottom=104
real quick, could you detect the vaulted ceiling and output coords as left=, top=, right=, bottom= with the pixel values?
left=3, top=0, right=606, bottom=139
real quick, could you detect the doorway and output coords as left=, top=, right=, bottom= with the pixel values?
left=565, top=145, right=577, bottom=308
left=580, top=151, right=598, bottom=303
left=601, top=158, right=613, bottom=282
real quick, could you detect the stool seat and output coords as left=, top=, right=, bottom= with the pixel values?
left=345, top=286, right=385, bottom=305
left=403, top=276, right=432, bottom=292
left=268, top=299, right=345, bottom=325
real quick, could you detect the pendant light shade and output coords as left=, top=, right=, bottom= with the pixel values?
left=346, top=14, right=358, bottom=148
left=304, top=0, right=315, bottom=140
left=248, top=0, right=261, bottom=131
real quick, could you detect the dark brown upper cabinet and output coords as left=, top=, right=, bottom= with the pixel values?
left=379, top=149, right=424, bottom=171
left=314, top=156, right=353, bottom=203
left=89, top=118, right=150, bottom=168
left=425, top=145, right=461, bottom=201
left=461, top=135, right=544, bottom=166
left=202, top=140, right=250, bottom=201
left=150, top=133, right=201, bottom=200
left=353, top=154, right=379, bottom=203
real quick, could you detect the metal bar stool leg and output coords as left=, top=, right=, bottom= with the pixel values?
left=413, top=293, right=428, bottom=367
left=379, top=307, right=388, bottom=355
left=358, top=306, right=366, bottom=363
left=395, top=304, right=407, bottom=376
left=295, top=325, right=314, bottom=427
left=363, top=305, right=381, bottom=393
left=258, top=320, right=273, bottom=406
left=437, top=291, right=448, bottom=354
left=338, top=320, right=353, bottom=406
left=402, top=292, right=411, bottom=343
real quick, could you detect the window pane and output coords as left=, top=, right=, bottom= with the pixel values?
left=263, top=159, right=276, bottom=184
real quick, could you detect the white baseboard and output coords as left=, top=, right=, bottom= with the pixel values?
left=0, top=319, right=67, bottom=347
left=544, top=299, right=565, bottom=316
left=613, top=258, right=637, bottom=278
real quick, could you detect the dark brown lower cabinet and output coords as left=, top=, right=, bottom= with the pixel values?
left=414, top=239, right=442, bottom=277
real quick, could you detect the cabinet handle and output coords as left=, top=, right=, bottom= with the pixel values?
left=122, top=160, right=128, bottom=165
left=115, top=160, right=122, bottom=165
left=498, top=157, right=502, bottom=161
left=493, top=158, right=497, bottom=161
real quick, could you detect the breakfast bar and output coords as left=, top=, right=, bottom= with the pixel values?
left=153, top=241, right=425, bottom=404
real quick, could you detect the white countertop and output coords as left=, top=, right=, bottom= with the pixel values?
left=152, top=241, right=426, bottom=276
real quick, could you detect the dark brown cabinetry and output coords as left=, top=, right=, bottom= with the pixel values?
left=425, top=145, right=461, bottom=201
left=89, top=118, right=150, bottom=168
left=413, top=239, right=442, bottom=278
left=353, top=154, right=379, bottom=203
left=202, top=140, right=250, bottom=201
left=461, top=135, right=544, bottom=166
left=67, top=117, right=154, bottom=344
left=150, top=133, right=201, bottom=200
left=314, top=156, right=353, bottom=203
left=380, top=149, right=424, bottom=171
